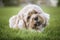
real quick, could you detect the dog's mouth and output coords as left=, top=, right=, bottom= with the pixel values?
left=34, top=21, right=41, bottom=26
left=32, top=21, right=42, bottom=30
left=35, top=22, right=40, bottom=26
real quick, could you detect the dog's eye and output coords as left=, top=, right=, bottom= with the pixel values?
left=27, top=16, right=30, bottom=19
left=35, top=11, right=38, bottom=14
left=34, top=17, right=38, bottom=20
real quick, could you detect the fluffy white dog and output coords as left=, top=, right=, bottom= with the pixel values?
left=9, top=4, right=50, bottom=31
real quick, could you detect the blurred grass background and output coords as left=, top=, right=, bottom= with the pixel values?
left=0, top=6, right=60, bottom=40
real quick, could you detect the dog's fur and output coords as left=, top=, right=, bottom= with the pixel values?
left=9, top=4, right=50, bottom=31
left=9, top=15, right=25, bottom=29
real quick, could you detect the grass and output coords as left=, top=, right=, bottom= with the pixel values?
left=0, top=6, right=60, bottom=40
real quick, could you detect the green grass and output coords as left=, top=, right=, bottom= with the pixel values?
left=0, top=6, right=60, bottom=40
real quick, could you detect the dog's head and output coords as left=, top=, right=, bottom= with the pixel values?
left=28, top=14, right=45, bottom=31
left=24, top=10, right=47, bottom=31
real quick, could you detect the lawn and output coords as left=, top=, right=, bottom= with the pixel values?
left=0, top=6, right=60, bottom=40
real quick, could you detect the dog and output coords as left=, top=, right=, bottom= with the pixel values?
left=9, top=4, right=50, bottom=31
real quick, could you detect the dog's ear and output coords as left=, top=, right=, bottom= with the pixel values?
left=44, top=13, right=50, bottom=25
left=42, top=13, right=50, bottom=27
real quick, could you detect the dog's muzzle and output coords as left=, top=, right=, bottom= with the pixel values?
left=34, top=16, right=41, bottom=26
left=34, top=21, right=41, bottom=26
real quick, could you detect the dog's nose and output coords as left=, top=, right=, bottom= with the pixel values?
left=34, top=24, right=37, bottom=26
left=34, top=22, right=41, bottom=26
left=37, top=22, right=41, bottom=26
